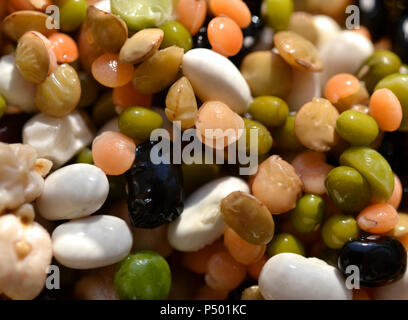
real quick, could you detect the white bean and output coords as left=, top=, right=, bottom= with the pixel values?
left=259, top=253, right=352, bottom=300
left=36, top=164, right=109, bottom=221
left=167, top=176, right=249, bottom=252
left=313, top=15, right=341, bottom=50
left=319, top=31, right=374, bottom=90
left=182, top=49, right=252, bottom=115
left=23, top=110, right=94, bottom=168
left=0, top=53, right=36, bottom=113
left=52, top=215, right=133, bottom=269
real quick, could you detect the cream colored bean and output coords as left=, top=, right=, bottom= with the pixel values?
left=167, top=177, right=249, bottom=252
left=259, top=253, right=352, bottom=300
left=241, top=285, right=264, bottom=300
left=183, top=48, right=252, bottom=114
left=251, top=155, right=303, bottom=214
left=386, top=213, right=408, bottom=238
left=295, top=98, right=339, bottom=152
left=0, top=204, right=52, bottom=300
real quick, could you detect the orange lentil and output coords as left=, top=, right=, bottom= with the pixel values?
left=177, top=0, right=207, bottom=35
left=207, top=17, right=243, bottom=57
left=205, top=250, right=247, bottom=291
left=209, top=0, right=252, bottom=28
left=92, top=131, right=136, bottom=176
left=356, top=203, right=399, bottom=234
left=92, top=53, right=134, bottom=88
left=369, top=88, right=403, bottom=132
left=48, top=32, right=79, bottom=63
left=182, top=239, right=225, bottom=274
left=224, top=228, right=266, bottom=265
left=194, top=285, right=229, bottom=300
left=387, top=174, right=403, bottom=209
left=113, top=81, right=152, bottom=113
left=325, top=73, right=361, bottom=105
left=247, top=254, right=268, bottom=280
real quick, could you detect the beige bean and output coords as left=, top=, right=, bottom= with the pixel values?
left=86, top=5, right=128, bottom=53
left=251, top=155, right=303, bottom=214
left=36, top=64, right=81, bottom=117
left=295, top=98, right=339, bottom=152
left=1, top=10, right=54, bottom=41
left=221, top=191, right=274, bottom=245
left=165, top=76, right=198, bottom=130
left=132, top=46, right=183, bottom=94
left=15, top=31, right=55, bottom=84
left=119, top=28, right=164, bottom=65
left=274, top=31, right=323, bottom=72
left=291, top=151, right=334, bottom=195
left=0, top=204, right=52, bottom=300
left=240, top=50, right=293, bottom=98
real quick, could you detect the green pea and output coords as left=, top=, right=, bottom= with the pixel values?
left=111, top=0, right=173, bottom=31
left=290, top=194, right=325, bottom=233
left=321, top=214, right=359, bottom=249
left=0, top=95, right=6, bottom=119
left=325, top=166, right=371, bottom=212
left=92, top=91, right=117, bottom=127
left=159, top=21, right=192, bottom=52
left=242, top=118, right=273, bottom=155
left=262, top=0, right=293, bottom=31
left=375, top=73, right=408, bottom=131
left=336, top=110, right=379, bottom=146
left=182, top=161, right=221, bottom=194
left=76, top=147, right=93, bottom=164
left=114, top=251, right=171, bottom=300
left=78, top=71, right=100, bottom=108
left=267, top=233, right=305, bottom=257
left=339, top=147, right=394, bottom=202
left=274, top=114, right=303, bottom=151
left=60, top=0, right=88, bottom=32
left=249, top=96, right=289, bottom=127
left=356, top=50, right=401, bottom=93
left=119, top=107, right=163, bottom=141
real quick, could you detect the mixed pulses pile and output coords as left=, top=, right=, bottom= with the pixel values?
left=2, top=0, right=408, bottom=300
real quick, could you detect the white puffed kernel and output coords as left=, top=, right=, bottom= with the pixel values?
left=36, top=164, right=109, bottom=221
left=0, top=205, right=53, bottom=300
left=0, top=143, right=45, bottom=214
left=0, top=53, right=36, bottom=113
left=259, top=253, right=352, bottom=300
left=182, top=49, right=253, bottom=115
left=23, top=110, right=94, bottom=168
left=167, top=176, right=249, bottom=252
left=52, top=215, right=133, bottom=269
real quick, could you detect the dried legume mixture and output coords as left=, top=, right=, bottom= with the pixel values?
left=2, top=0, right=408, bottom=301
